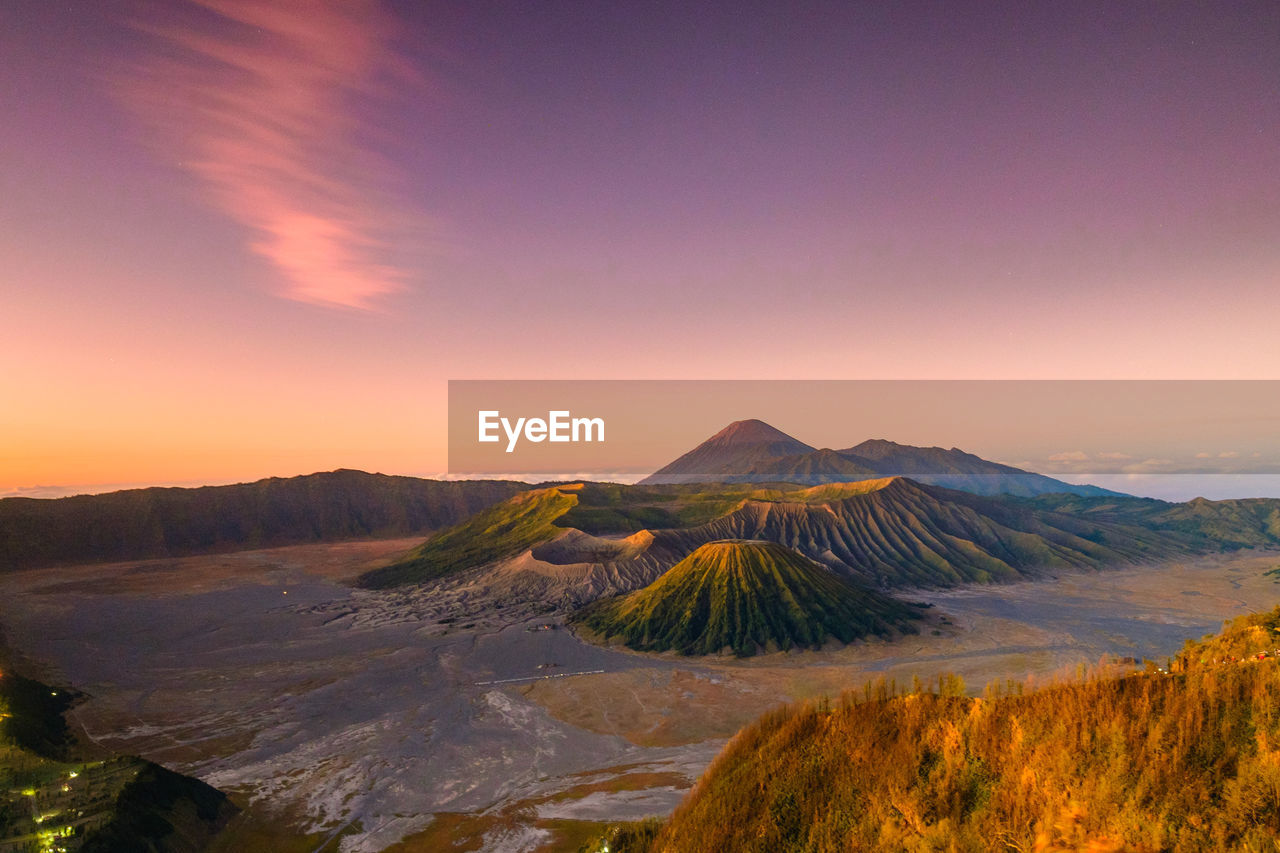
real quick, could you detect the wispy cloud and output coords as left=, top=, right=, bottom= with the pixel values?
left=118, top=0, right=421, bottom=308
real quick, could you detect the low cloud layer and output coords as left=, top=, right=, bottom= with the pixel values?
left=1026, top=450, right=1280, bottom=476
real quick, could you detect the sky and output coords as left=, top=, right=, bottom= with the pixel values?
left=443, top=380, right=1280, bottom=500
left=2, top=1, right=1278, bottom=496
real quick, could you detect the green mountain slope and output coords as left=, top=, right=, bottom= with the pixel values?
left=0, top=470, right=529, bottom=571
left=648, top=477, right=1179, bottom=589
left=463, top=477, right=1224, bottom=604
left=554, top=481, right=770, bottom=534
left=1023, top=492, right=1280, bottom=550
left=608, top=605, right=1280, bottom=853
left=573, top=540, right=919, bottom=656
left=1161, top=496, right=1280, bottom=547
left=356, top=484, right=581, bottom=588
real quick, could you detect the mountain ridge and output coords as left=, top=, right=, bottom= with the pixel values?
left=359, top=475, right=1237, bottom=599
left=7, top=468, right=1276, bottom=599
left=641, top=419, right=1122, bottom=498
left=0, top=470, right=530, bottom=572
left=644, top=477, right=1178, bottom=589
left=356, top=484, right=581, bottom=589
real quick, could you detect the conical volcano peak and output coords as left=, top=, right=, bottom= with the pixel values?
left=639, top=419, right=815, bottom=484
left=573, top=538, right=918, bottom=656
left=707, top=419, right=806, bottom=446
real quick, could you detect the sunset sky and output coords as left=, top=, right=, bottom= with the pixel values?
left=2, top=1, right=1278, bottom=496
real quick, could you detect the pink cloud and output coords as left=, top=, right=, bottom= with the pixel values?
left=118, top=0, right=420, bottom=309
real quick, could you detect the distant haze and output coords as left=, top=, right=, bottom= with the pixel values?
left=448, top=381, right=1280, bottom=500
left=1054, top=474, right=1280, bottom=502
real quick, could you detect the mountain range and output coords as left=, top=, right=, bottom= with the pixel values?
left=357, top=473, right=1275, bottom=607
left=5, top=461, right=1271, bottom=602
left=345, top=475, right=1280, bottom=657
left=0, top=470, right=529, bottom=571
left=641, top=418, right=1121, bottom=497
left=0, top=421, right=1144, bottom=573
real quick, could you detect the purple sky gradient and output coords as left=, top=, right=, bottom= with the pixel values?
left=2, top=1, right=1278, bottom=489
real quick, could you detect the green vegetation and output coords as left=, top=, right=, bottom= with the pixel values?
left=545, top=476, right=1194, bottom=597
left=556, top=481, right=774, bottom=534
left=771, top=478, right=901, bottom=503
left=1024, top=492, right=1280, bottom=551
left=362, top=474, right=1247, bottom=594
left=559, top=504, right=683, bottom=534
left=357, top=485, right=581, bottom=588
left=0, top=670, right=235, bottom=852
left=7, top=464, right=1275, bottom=597
left=573, top=540, right=919, bottom=656
left=1160, top=497, right=1280, bottom=548
left=0, top=470, right=530, bottom=572
left=673, top=477, right=1179, bottom=589
left=0, top=673, right=76, bottom=759
left=556, top=481, right=906, bottom=535
left=599, top=605, right=1280, bottom=852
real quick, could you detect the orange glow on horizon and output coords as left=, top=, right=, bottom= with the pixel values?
left=2, top=2, right=1277, bottom=494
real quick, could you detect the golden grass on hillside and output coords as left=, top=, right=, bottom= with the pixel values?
left=588, top=606, right=1280, bottom=852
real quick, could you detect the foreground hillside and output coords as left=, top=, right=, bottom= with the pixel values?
left=0, top=670, right=235, bottom=852
left=0, top=470, right=528, bottom=571
left=590, top=605, right=1280, bottom=852
left=572, top=540, right=920, bottom=656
